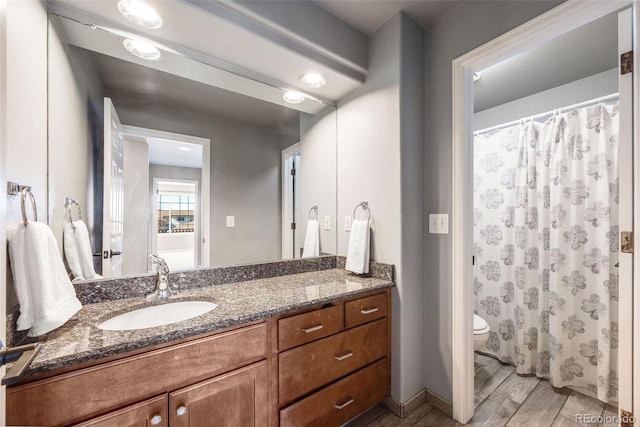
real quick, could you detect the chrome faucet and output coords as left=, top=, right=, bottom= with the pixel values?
left=148, top=254, right=172, bottom=301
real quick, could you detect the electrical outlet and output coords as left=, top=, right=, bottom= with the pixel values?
left=324, top=216, right=331, bottom=231
left=429, top=214, right=449, bottom=234
left=226, top=216, right=235, bottom=227
left=344, top=215, right=352, bottom=231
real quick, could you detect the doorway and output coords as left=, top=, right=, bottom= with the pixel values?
left=451, top=1, right=637, bottom=423
left=282, top=142, right=301, bottom=259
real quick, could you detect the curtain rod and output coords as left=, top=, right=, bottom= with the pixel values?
left=474, top=92, right=619, bottom=136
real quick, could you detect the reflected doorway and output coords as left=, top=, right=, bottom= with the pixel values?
left=282, top=142, right=301, bottom=259
left=153, top=180, right=198, bottom=270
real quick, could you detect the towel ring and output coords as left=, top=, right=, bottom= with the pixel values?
left=65, top=197, right=82, bottom=228
left=309, top=205, right=318, bottom=220
left=20, top=188, right=37, bottom=227
left=353, top=201, right=370, bottom=221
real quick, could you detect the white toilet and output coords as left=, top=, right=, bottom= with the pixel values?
left=473, top=314, right=490, bottom=351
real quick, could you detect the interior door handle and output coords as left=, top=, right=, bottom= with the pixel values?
left=101, top=250, right=123, bottom=259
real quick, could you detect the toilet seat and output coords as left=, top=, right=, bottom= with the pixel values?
left=473, top=314, right=490, bottom=335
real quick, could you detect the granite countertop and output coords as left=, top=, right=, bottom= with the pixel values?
left=26, top=268, right=393, bottom=377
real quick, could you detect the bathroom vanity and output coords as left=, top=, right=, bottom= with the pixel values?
left=6, top=259, right=393, bottom=426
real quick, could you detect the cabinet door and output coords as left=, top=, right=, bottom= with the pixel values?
left=169, top=361, right=268, bottom=427
left=73, top=395, right=168, bottom=427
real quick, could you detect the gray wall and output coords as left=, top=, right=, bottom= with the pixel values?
left=110, top=94, right=284, bottom=267
left=423, top=0, right=563, bottom=402
left=300, top=107, right=337, bottom=255
left=475, top=68, right=617, bottom=130
left=336, top=13, right=425, bottom=403
left=48, top=23, right=104, bottom=255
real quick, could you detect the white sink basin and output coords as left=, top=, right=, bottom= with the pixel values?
left=98, top=301, right=218, bottom=331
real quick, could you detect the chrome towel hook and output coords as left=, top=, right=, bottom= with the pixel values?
left=352, top=201, right=370, bottom=221
left=309, top=205, right=318, bottom=220
left=64, top=197, right=82, bottom=229
left=20, top=188, right=37, bottom=227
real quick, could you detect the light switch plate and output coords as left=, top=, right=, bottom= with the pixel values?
left=429, top=214, right=449, bottom=234
left=344, top=215, right=352, bottom=231
left=226, top=216, right=235, bottom=227
left=324, top=216, right=331, bottom=231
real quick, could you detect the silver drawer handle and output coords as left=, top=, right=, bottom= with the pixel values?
left=301, top=324, right=323, bottom=333
left=150, top=414, right=162, bottom=425
left=334, top=398, right=354, bottom=410
left=360, top=307, right=379, bottom=315
left=334, top=352, right=353, bottom=361
left=176, top=406, right=187, bottom=417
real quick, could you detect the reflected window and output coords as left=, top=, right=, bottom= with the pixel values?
left=157, top=193, right=195, bottom=233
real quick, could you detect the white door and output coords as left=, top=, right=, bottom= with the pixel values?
left=102, top=98, right=124, bottom=277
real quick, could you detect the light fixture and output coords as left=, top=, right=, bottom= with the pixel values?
left=118, top=0, right=163, bottom=29
left=123, top=38, right=161, bottom=61
left=473, top=72, right=482, bottom=82
left=300, top=72, right=326, bottom=88
left=283, top=91, right=306, bottom=104
left=179, top=146, right=192, bottom=152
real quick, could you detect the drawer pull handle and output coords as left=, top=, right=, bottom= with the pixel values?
left=361, top=307, right=379, bottom=315
left=334, top=352, right=353, bottom=361
left=176, top=406, right=187, bottom=417
left=301, top=324, right=323, bottom=333
left=150, top=415, right=163, bottom=425
left=334, top=398, right=354, bottom=410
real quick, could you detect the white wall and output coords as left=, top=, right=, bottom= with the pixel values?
left=6, top=0, right=48, bottom=315
left=475, top=68, right=618, bottom=130
left=300, top=107, right=337, bottom=255
left=113, top=95, right=283, bottom=267
left=122, top=138, right=149, bottom=275
left=423, top=0, right=563, bottom=402
left=337, top=12, right=425, bottom=404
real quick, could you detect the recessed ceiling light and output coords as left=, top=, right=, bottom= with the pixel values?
left=118, top=0, right=163, bottom=28
left=283, top=91, right=306, bottom=104
left=300, top=73, right=326, bottom=88
left=179, top=146, right=192, bottom=152
left=123, top=38, right=161, bottom=61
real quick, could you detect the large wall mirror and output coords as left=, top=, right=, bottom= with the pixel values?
left=47, top=10, right=337, bottom=280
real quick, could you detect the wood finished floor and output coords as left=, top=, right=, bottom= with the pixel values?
left=345, top=353, right=617, bottom=427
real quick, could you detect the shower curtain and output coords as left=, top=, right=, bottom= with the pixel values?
left=473, top=101, right=619, bottom=403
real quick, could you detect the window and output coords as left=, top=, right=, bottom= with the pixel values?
left=157, top=193, right=195, bottom=233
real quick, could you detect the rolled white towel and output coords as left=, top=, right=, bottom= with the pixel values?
left=301, top=219, right=319, bottom=258
left=345, top=219, right=370, bottom=274
left=9, top=221, right=83, bottom=336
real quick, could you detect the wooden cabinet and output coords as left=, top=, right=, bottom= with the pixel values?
left=7, top=288, right=391, bottom=427
left=74, top=395, right=168, bottom=427
left=169, top=361, right=268, bottom=427
left=277, top=290, right=391, bottom=427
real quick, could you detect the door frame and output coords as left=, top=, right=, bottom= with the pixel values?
left=123, top=125, right=211, bottom=268
left=281, top=142, right=301, bottom=259
left=0, top=0, right=7, bottom=421
left=450, top=0, right=636, bottom=422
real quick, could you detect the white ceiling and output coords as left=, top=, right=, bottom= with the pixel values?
left=474, top=10, right=618, bottom=112
left=314, top=0, right=462, bottom=35
left=147, top=137, right=202, bottom=169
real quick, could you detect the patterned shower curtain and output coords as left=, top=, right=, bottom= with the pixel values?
left=473, top=101, right=619, bottom=403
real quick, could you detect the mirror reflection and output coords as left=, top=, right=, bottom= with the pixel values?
left=47, top=13, right=337, bottom=279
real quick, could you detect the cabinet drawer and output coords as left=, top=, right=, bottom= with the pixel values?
left=279, top=318, right=387, bottom=405
left=344, top=292, right=388, bottom=329
left=280, top=358, right=389, bottom=427
left=74, top=395, right=168, bottom=427
left=279, top=305, right=343, bottom=351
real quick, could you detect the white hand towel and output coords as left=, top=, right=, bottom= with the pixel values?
left=301, top=219, right=319, bottom=258
left=64, top=220, right=101, bottom=282
left=9, top=221, right=83, bottom=336
left=346, top=219, right=370, bottom=274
